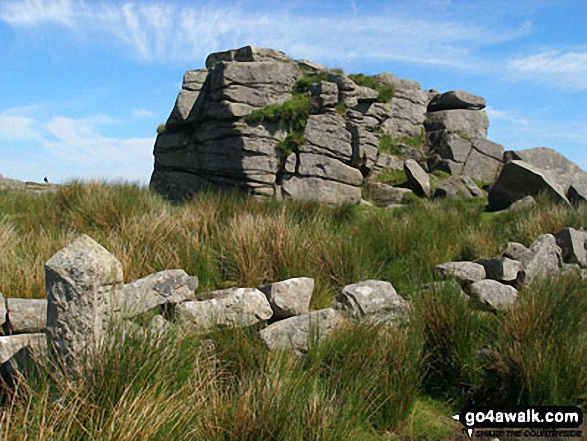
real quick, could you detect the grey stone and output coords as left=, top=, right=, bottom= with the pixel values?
left=474, top=258, right=521, bottom=284
left=434, top=176, right=483, bottom=200
left=505, top=195, right=537, bottom=213
left=296, top=153, right=363, bottom=186
left=433, top=134, right=472, bottom=163
left=114, top=269, right=198, bottom=319
left=428, top=90, right=486, bottom=112
left=554, top=228, right=586, bottom=267
left=425, top=110, right=489, bottom=140
left=473, top=139, right=504, bottom=162
left=303, top=112, right=353, bottom=161
left=260, top=308, right=345, bottom=352
left=259, top=277, right=314, bottom=319
left=499, top=242, right=531, bottom=261
left=45, top=234, right=124, bottom=377
left=466, top=280, right=518, bottom=311
left=364, top=183, right=413, bottom=206
left=310, top=81, right=338, bottom=109
left=519, top=234, right=562, bottom=286
left=205, top=45, right=290, bottom=68
left=5, top=299, right=47, bottom=334
left=176, top=288, right=273, bottom=331
left=434, top=262, right=486, bottom=285
left=0, top=293, right=5, bottom=328
left=334, top=280, right=409, bottom=323
left=505, top=148, right=587, bottom=202
left=461, top=148, right=503, bottom=184
left=404, top=159, right=430, bottom=197
left=0, top=333, right=46, bottom=364
left=373, top=153, right=404, bottom=173
left=488, top=160, right=571, bottom=211
left=167, top=89, right=200, bottom=126
left=281, top=176, right=361, bottom=204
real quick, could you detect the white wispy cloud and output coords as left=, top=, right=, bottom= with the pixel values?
left=132, top=108, right=153, bottom=118
left=485, top=107, right=529, bottom=127
left=508, top=49, right=587, bottom=91
left=0, top=106, right=154, bottom=182
left=0, top=0, right=531, bottom=69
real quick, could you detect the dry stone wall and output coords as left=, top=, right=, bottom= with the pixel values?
left=1, top=229, right=585, bottom=382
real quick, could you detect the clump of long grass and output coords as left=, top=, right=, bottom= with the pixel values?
left=479, top=273, right=587, bottom=407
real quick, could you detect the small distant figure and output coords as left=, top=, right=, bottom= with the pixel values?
left=43, top=177, right=49, bottom=184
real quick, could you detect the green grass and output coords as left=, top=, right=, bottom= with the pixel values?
left=246, top=94, right=310, bottom=131
left=373, top=170, right=407, bottom=185
left=348, top=73, right=395, bottom=103
left=1, top=182, right=586, bottom=439
left=378, top=130, right=426, bottom=157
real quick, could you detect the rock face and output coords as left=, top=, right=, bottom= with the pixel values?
left=150, top=45, right=511, bottom=203
left=434, top=262, right=486, bottom=285
left=45, top=235, right=124, bottom=376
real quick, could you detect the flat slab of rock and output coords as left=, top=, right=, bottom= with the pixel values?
left=259, top=308, right=344, bottom=352
left=466, top=280, right=518, bottom=311
left=519, top=234, right=561, bottom=286
left=434, top=262, right=486, bottom=285
left=5, top=299, right=47, bottom=334
left=555, top=228, right=586, bottom=267
left=176, top=288, right=273, bottom=331
left=259, top=277, right=314, bottom=319
left=281, top=175, right=361, bottom=205
left=488, top=160, right=571, bottom=211
left=425, top=109, right=489, bottom=140
left=428, top=90, right=486, bottom=112
left=114, top=269, right=198, bottom=319
left=404, top=159, right=430, bottom=197
left=45, top=235, right=124, bottom=377
left=334, top=280, right=409, bottom=322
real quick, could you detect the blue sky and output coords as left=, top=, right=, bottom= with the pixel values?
left=1, top=0, right=585, bottom=185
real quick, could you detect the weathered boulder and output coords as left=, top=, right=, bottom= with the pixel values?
left=466, top=280, right=518, bottom=311
left=205, top=45, right=290, bottom=68
left=259, top=277, right=314, bottom=319
left=259, top=308, right=344, bottom=352
left=363, top=183, right=414, bottom=206
left=404, top=159, right=430, bottom=197
left=474, top=258, right=521, bottom=285
left=554, top=228, right=586, bottom=267
left=434, top=262, right=486, bottom=285
left=310, top=81, right=338, bottom=110
left=333, top=280, right=409, bottom=323
left=519, top=234, right=561, bottom=285
left=374, top=73, right=428, bottom=139
left=45, top=235, right=124, bottom=376
left=487, top=160, right=571, bottom=211
left=461, top=139, right=504, bottom=183
left=499, top=242, right=531, bottom=261
left=428, top=90, right=486, bottom=112
left=302, top=112, right=353, bottom=161
left=504, top=195, right=537, bottom=213
left=293, top=153, right=363, bottom=186
left=176, top=288, right=273, bottom=331
left=434, top=176, right=483, bottom=200
left=281, top=175, right=361, bottom=204
left=504, top=148, right=587, bottom=203
left=5, top=299, right=47, bottom=334
left=114, top=269, right=198, bottom=319
left=425, top=110, right=489, bottom=140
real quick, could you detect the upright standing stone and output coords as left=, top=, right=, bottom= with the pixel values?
left=45, top=235, right=123, bottom=377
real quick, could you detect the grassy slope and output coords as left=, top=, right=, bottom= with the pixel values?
left=0, top=182, right=585, bottom=440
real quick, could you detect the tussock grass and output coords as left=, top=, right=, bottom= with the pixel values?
left=0, top=181, right=586, bottom=439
